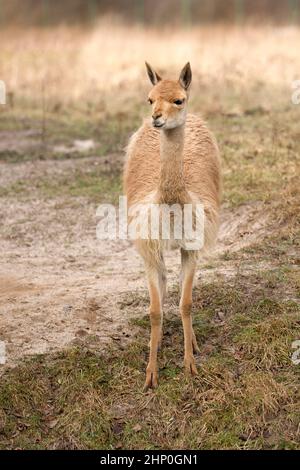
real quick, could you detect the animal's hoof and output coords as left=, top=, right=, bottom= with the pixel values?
left=184, top=356, right=198, bottom=376
left=143, top=369, right=158, bottom=391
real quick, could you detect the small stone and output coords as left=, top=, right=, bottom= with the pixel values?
left=132, top=424, right=142, bottom=432
left=75, top=329, right=88, bottom=338
left=217, top=311, right=226, bottom=321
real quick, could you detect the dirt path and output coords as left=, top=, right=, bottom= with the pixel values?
left=0, top=156, right=269, bottom=369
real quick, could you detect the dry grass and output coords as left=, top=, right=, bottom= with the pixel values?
left=1, top=20, right=300, bottom=108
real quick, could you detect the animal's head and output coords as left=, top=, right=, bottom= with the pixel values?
left=145, top=62, right=192, bottom=130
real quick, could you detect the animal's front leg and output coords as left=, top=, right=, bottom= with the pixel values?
left=144, top=262, right=164, bottom=390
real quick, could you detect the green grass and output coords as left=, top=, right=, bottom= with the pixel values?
left=213, top=107, right=300, bottom=208
left=0, top=104, right=143, bottom=163
left=39, top=170, right=122, bottom=203
left=0, top=165, right=122, bottom=203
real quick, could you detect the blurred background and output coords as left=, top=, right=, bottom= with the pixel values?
left=1, top=0, right=300, bottom=26
left=1, top=0, right=300, bottom=158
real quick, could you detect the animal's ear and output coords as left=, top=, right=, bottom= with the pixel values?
left=145, top=62, right=162, bottom=86
left=179, top=62, right=192, bottom=90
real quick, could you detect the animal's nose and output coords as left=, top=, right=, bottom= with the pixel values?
left=152, top=113, right=162, bottom=120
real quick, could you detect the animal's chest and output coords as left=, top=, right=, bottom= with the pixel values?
left=128, top=191, right=204, bottom=251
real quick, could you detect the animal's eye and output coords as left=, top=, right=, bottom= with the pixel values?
left=174, top=99, right=184, bottom=105
left=148, top=98, right=153, bottom=105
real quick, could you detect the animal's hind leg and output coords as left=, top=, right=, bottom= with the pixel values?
left=179, top=249, right=199, bottom=375
left=157, top=256, right=167, bottom=351
left=159, top=254, right=167, bottom=307
left=147, top=255, right=166, bottom=351
left=180, top=250, right=199, bottom=354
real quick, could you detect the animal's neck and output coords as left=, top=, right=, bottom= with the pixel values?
left=158, top=125, right=187, bottom=203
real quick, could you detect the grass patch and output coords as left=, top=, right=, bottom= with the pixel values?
left=0, top=105, right=143, bottom=163
left=1, top=268, right=299, bottom=450
left=213, top=106, right=300, bottom=209
left=39, top=170, right=122, bottom=203
left=0, top=166, right=122, bottom=204
left=1, top=88, right=299, bottom=216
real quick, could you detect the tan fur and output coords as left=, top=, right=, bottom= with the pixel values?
left=123, top=64, right=221, bottom=389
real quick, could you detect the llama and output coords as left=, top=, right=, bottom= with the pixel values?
left=123, top=63, right=221, bottom=390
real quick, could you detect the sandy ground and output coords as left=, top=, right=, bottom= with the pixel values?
left=0, top=153, right=269, bottom=370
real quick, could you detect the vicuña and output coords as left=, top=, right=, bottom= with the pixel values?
left=123, top=62, right=221, bottom=389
